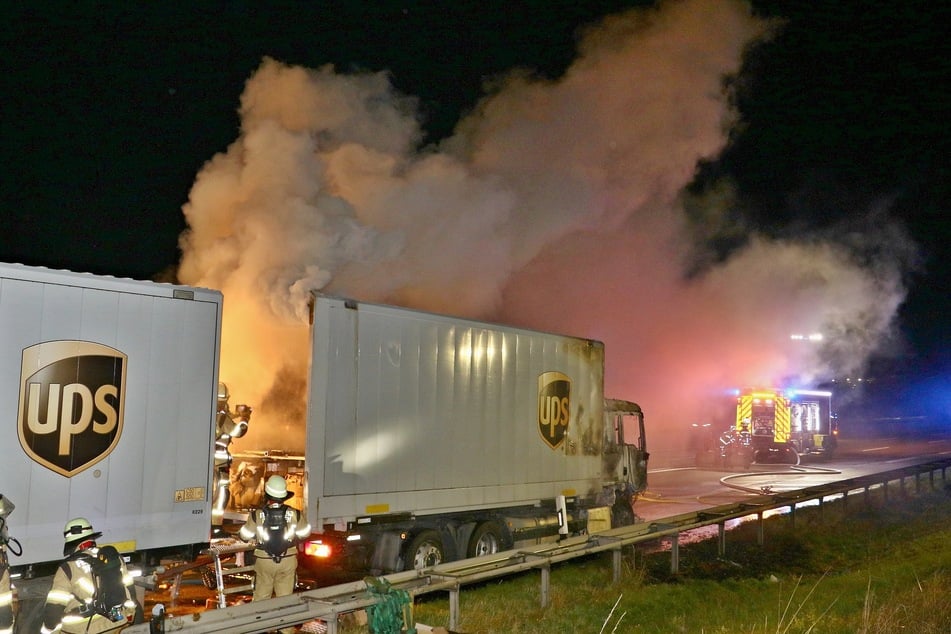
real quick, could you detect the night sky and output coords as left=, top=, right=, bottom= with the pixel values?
left=1, top=1, right=948, bottom=411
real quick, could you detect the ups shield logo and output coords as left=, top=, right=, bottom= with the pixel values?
left=18, top=341, right=127, bottom=477
left=538, top=371, right=571, bottom=450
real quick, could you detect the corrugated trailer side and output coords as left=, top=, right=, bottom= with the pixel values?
left=306, top=294, right=609, bottom=530
left=0, top=262, right=222, bottom=567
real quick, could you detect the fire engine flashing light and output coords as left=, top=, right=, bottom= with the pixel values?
left=786, top=389, right=833, bottom=398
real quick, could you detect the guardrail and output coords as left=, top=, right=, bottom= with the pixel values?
left=128, top=457, right=951, bottom=633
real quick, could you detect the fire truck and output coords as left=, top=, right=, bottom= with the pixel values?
left=697, top=387, right=837, bottom=467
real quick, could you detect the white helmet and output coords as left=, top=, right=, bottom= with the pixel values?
left=0, top=494, right=13, bottom=519
left=264, top=475, right=292, bottom=501
left=63, top=517, right=102, bottom=555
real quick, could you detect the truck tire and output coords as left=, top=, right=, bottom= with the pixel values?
left=404, top=530, right=445, bottom=570
left=467, top=522, right=504, bottom=558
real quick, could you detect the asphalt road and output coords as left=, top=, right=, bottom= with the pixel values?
left=639, top=430, right=951, bottom=522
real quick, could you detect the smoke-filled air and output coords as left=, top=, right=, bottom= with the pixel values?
left=177, top=0, right=914, bottom=456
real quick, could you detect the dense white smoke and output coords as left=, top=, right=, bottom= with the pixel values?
left=178, top=0, right=911, bottom=455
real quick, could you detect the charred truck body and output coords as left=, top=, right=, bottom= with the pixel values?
left=299, top=295, right=648, bottom=573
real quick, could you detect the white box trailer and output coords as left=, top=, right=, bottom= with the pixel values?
left=0, top=262, right=223, bottom=569
left=302, top=294, right=647, bottom=573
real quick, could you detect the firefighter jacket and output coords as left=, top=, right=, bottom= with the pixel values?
left=0, top=558, right=12, bottom=634
left=238, top=503, right=311, bottom=561
left=41, top=547, right=137, bottom=634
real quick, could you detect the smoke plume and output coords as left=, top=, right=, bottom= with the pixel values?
left=178, top=0, right=913, bottom=456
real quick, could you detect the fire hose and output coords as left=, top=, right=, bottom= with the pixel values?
left=364, top=576, right=414, bottom=634
left=719, top=464, right=843, bottom=496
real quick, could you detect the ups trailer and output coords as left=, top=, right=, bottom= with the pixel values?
left=0, top=262, right=223, bottom=572
left=297, top=294, right=649, bottom=574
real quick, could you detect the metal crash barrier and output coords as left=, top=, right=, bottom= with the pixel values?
left=127, top=458, right=951, bottom=633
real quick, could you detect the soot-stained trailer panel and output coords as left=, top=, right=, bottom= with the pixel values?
left=306, top=294, right=607, bottom=529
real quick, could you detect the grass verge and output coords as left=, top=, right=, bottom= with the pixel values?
left=355, top=484, right=951, bottom=633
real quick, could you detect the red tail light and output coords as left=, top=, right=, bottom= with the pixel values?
left=304, top=540, right=332, bottom=559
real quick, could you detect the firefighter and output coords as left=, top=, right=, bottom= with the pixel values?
left=41, top=518, right=138, bottom=634
left=0, top=495, right=15, bottom=634
left=0, top=555, right=11, bottom=634
left=238, top=475, right=311, bottom=634
left=212, top=383, right=252, bottom=535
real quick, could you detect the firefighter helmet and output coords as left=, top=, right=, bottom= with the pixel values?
left=0, top=494, right=13, bottom=520
left=217, top=382, right=231, bottom=413
left=264, top=475, right=293, bottom=501
left=63, top=517, right=102, bottom=555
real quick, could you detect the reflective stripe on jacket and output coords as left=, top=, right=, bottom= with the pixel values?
left=239, top=504, right=312, bottom=559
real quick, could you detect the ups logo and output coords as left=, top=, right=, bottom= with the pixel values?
left=18, top=341, right=127, bottom=477
left=538, top=371, right=571, bottom=450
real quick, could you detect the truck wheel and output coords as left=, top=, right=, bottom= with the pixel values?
left=782, top=445, right=800, bottom=465
left=405, top=530, right=445, bottom=570
left=468, top=522, right=504, bottom=558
